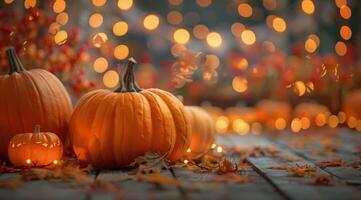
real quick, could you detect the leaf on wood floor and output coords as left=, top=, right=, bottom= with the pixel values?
left=208, top=173, right=252, bottom=184
left=316, top=159, right=343, bottom=169
left=0, top=162, right=21, bottom=173
left=310, top=174, right=334, bottom=186
left=0, top=179, right=24, bottom=189
left=268, top=165, right=292, bottom=170
left=137, top=174, right=178, bottom=185
left=288, top=165, right=316, bottom=178
left=130, top=152, right=169, bottom=175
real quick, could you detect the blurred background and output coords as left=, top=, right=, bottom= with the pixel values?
left=1, top=0, right=361, bottom=134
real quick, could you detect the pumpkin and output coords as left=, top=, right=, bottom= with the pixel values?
left=0, top=48, right=72, bottom=160
left=185, top=106, right=215, bottom=158
left=8, top=125, right=63, bottom=167
left=70, top=58, right=191, bottom=168
left=343, top=89, right=361, bottom=119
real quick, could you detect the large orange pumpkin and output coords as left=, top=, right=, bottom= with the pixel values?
left=185, top=106, right=215, bottom=159
left=8, top=125, right=63, bottom=167
left=70, top=58, right=191, bottom=168
left=0, top=48, right=72, bottom=160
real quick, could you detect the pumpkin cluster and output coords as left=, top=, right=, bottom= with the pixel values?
left=1, top=48, right=217, bottom=169
left=0, top=48, right=72, bottom=163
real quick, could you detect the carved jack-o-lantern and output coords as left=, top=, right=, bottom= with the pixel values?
left=8, top=125, right=63, bottom=167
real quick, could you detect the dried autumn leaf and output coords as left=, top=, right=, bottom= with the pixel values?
left=268, top=165, right=291, bottom=170
left=311, top=174, right=333, bottom=186
left=316, top=159, right=343, bottom=169
left=130, top=152, right=168, bottom=174
left=138, top=174, right=178, bottom=185
left=288, top=165, right=316, bottom=178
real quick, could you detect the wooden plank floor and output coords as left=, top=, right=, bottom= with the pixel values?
left=1, top=129, right=361, bottom=200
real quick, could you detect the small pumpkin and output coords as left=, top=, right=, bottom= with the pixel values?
left=185, top=106, right=215, bottom=158
left=70, top=58, right=191, bottom=168
left=8, top=125, right=63, bottom=167
left=0, top=47, right=72, bottom=160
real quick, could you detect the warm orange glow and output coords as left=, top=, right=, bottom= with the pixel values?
left=275, top=118, right=287, bottom=130
left=305, top=38, right=318, bottom=53
left=241, top=29, right=256, bottom=45
left=291, top=118, right=302, bottom=133
left=238, top=3, right=253, bottom=18
left=93, top=57, right=108, bottom=73
left=173, top=28, right=190, bottom=44
left=92, top=32, right=108, bottom=48
left=335, top=0, right=347, bottom=8
left=4, top=0, right=15, bottom=4
left=233, top=119, right=250, bottom=135
left=114, top=45, right=129, bottom=60
left=186, top=148, right=191, bottom=153
left=206, top=32, right=222, bottom=48
left=24, top=0, right=36, bottom=9
left=26, top=159, right=31, bottom=164
left=49, top=23, right=60, bottom=35
left=216, top=146, right=223, bottom=153
left=294, top=81, right=306, bottom=96
left=143, top=14, right=160, bottom=30
left=196, top=0, right=212, bottom=7
left=340, top=5, right=351, bottom=19
left=263, top=0, right=276, bottom=10
left=205, top=54, right=220, bottom=69
left=231, top=22, right=245, bottom=37
left=183, top=159, right=189, bottom=164
left=328, top=115, right=339, bottom=128
left=301, top=0, right=315, bottom=15
left=315, top=113, right=326, bottom=127
left=266, top=15, right=276, bottom=28
left=335, top=41, right=347, bottom=56
left=215, top=116, right=229, bottom=133
left=53, top=0, right=66, bottom=13
left=347, top=116, right=357, bottom=128
left=232, top=76, right=248, bottom=93
left=92, top=0, right=107, bottom=7
left=103, top=70, right=119, bottom=88
left=54, top=30, right=67, bottom=45
left=236, top=58, right=248, bottom=70
left=211, top=143, right=217, bottom=149
left=89, top=13, right=103, bottom=28
left=272, top=17, right=287, bottom=32
left=193, top=24, right=209, bottom=39
left=356, top=121, right=361, bottom=132
left=53, top=160, right=59, bottom=165
left=56, top=12, right=69, bottom=25
left=168, top=0, right=182, bottom=6
left=167, top=11, right=183, bottom=25
left=340, top=26, right=352, bottom=40
left=300, top=117, right=311, bottom=130
left=113, top=21, right=128, bottom=36
left=118, top=0, right=133, bottom=10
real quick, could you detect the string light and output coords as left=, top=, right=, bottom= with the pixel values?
left=93, top=57, right=108, bottom=73
left=241, top=29, right=256, bottom=45
left=113, top=21, right=128, bottom=36
left=232, top=76, right=248, bottom=93
left=89, top=13, right=103, bottom=28
left=301, top=0, right=315, bottom=15
left=238, top=3, right=253, bottom=18
left=193, top=24, right=209, bottom=39
left=335, top=41, right=347, bottom=56
left=114, top=45, right=129, bottom=60
left=143, top=14, right=160, bottom=31
left=54, top=30, right=68, bottom=45
left=117, top=0, right=133, bottom=10
left=206, top=32, right=222, bottom=48
left=167, top=11, right=183, bottom=25
left=103, top=70, right=119, bottom=88
left=173, top=29, right=190, bottom=44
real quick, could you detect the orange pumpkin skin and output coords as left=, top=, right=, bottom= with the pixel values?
left=0, top=48, right=72, bottom=160
left=8, top=125, right=63, bottom=167
left=185, top=106, right=215, bottom=158
left=70, top=59, right=191, bottom=168
left=343, top=90, right=361, bottom=119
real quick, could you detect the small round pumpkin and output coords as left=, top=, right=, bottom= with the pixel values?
left=70, top=58, right=191, bottom=168
left=0, top=48, right=72, bottom=160
left=185, top=106, right=215, bottom=158
left=8, top=125, right=63, bottom=167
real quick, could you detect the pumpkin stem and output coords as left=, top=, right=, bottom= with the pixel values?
left=115, top=58, right=142, bottom=93
left=34, top=125, right=41, bottom=134
left=6, top=47, right=26, bottom=74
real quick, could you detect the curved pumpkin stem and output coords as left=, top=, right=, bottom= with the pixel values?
left=34, top=125, right=41, bottom=134
left=6, top=47, right=26, bottom=74
left=115, top=58, right=142, bottom=93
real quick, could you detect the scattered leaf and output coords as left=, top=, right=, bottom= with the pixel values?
left=316, top=159, right=343, bottom=169
left=130, top=152, right=169, bottom=175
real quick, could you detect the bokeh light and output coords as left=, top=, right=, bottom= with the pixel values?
left=113, top=21, right=128, bottom=36
left=196, top=0, right=212, bottom=8
left=54, top=30, right=67, bottom=45
left=231, top=22, right=245, bottom=37
left=173, top=28, right=190, bottom=44
left=143, top=14, right=160, bottom=31
left=206, top=32, right=222, bottom=48
left=89, top=13, right=103, bottom=28
left=167, top=11, right=183, bottom=25
left=232, top=76, right=248, bottom=93
left=340, top=5, right=351, bottom=19
left=93, top=57, right=108, bottom=73
left=114, top=44, right=129, bottom=60
left=103, top=70, right=119, bottom=88
left=193, top=24, right=209, bottom=39
left=301, top=0, right=315, bottom=15
left=272, top=17, right=287, bottom=32
left=53, top=0, right=66, bottom=13
left=340, top=25, right=352, bottom=40
left=118, top=0, right=133, bottom=10
left=238, top=3, right=253, bottom=18
left=335, top=41, right=347, bottom=56
left=241, top=29, right=256, bottom=45
left=92, top=0, right=107, bottom=7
